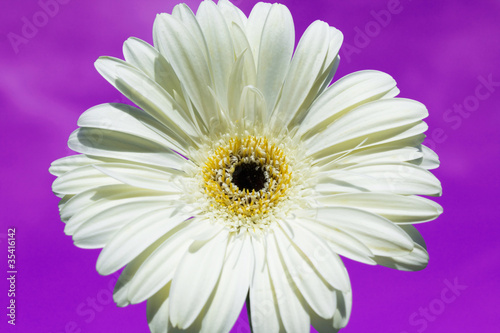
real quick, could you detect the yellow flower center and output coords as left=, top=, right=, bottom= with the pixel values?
left=200, top=136, right=293, bottom=232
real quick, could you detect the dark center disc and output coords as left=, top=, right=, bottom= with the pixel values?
left=232, top=162, right=266, bottom=192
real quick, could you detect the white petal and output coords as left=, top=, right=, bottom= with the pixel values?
left=245, top=2, right=272, bottom=64
left=312, top=291, right=352, bottom=331
left=218, top=0, right=247, bottom=29
left=376, top=242, right=429, bottom=271
left=227, top=50, right=256, bottom=122
left=374, top=225, right=429, bottom=271
left=62, top=184, right=175, bottom=234
left=153, top=13, right=217, bottom=127
left=266, top=234, right=310, bottom=333
left=197, top=0, right=235, bottom=112
left=333, top=290, right=352, bottom=329
left=255, top=4, right=295, bottom=116
left=52, top=164, right=121, bottom=195
left=249, top=236, right=281, bottom=333
left=147, top=282, right=171, bottom=333
left=126, top=220, right=215, bottom=305
left=229, top=23, right=257, bottom=84
left=77, top=102, right=192, bottom=157
left=310, top=290, right=353, bottom=331
left=273, top=21, right=342, bottom=130
left=317, top=193, right=443, bottom=224
left=315, top=133, right=426, bottom=169
left=310, top=316, right=339, bottom=333
left=96, top=206, right=193, bottom=275
left=123, top=37, right=185, bottom=105
left=123, top=37, right=157, bottom=77
left=49, top=154, right=102, bottom=177
left=167, top=4, right=214, bottom=132
left=200, top=235, right=254, bottom=333
left=94, top=163, right=184, bottom=193
left=169, top=228, right=229, bottom=329
left=68, top=128, right=187, bottom=170
left=300, top=70, right=399, bottom=137
left=170, top=4, right=208, bottom=59
left=314, top=125, right=429, bottom=167
left=324, top=145, right=423, bottom=168
left=57, top=192, right=73, bottom=203
left=302, top=207, right=414, bottom=257
left=317, top=27, right=344, bottom=92
left=306, top=98, right=428, bottom=158
left=72, top=200, right=177, bottom=249
left=239, top=85, right=266, bottom=126
left=274, top=226, right=337, bottom=319
left=114, top=229, right=173, bottom=307
left=283, top=220, right=350, bottom=292
left=60, top=184, right=162, bottom=227
left=58, top=184, right=115, bottom=222
left=304, top=220, right=376, bottom=265
left=94, top=57, right=200, bottom=142
left=315, top=162, right=442, bottom=196
left=419, top=145, right=440, bottom=169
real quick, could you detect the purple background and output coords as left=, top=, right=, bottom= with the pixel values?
left=1, top=0, right=499, bottom=332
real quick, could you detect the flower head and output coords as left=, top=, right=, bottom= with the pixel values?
left=50, top=0, right=442, bottom=332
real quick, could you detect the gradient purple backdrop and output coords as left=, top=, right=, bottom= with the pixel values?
left=1, top=0, right=499, bottom=332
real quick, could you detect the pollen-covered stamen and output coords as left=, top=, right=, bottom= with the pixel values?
left=232, top=162, right=267, bottom=192
left=199, top=135, right=297, bottom=233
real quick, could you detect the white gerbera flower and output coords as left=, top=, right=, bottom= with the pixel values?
left=50, top=0, right=443, bottom=332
